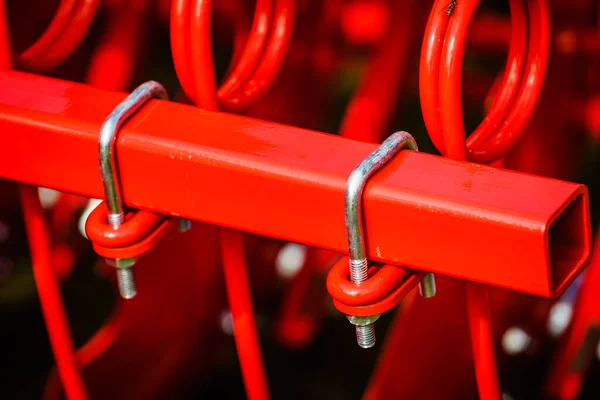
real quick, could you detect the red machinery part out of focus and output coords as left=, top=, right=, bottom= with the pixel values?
left=19, top=185, right=89, bottom=400
left=16, top=0, right=100, bottom=72
left=546, top=230, right=600, bottom=400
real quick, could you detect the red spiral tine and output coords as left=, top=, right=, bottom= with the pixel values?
left=421, top=0, right=536, bottom=160
left=437, top=0, right=549, bottom=163
left=171, top=0, right=197, bottom=101
left=468, top=0, right=550, bottom=163
left=438, top=0, right=481, bottom=160
left=18, top=0, right=100, bottom=72
left=20, top=185, right=89, bottom=400
left=217, top=0, right=274, bottom=98
left=0, top=0, right=10, bottom=68
left=419, top=0, right=451, bottom=154
left=189, top=0, right=218, bottom=109
left=41, top=0, right=101, bottom=70
left=218, top=0, right=295, bottom=112
left=221, top=229, right=271, bottom=400
left=466, top=0, right=528, bottom=152
left=17, top=0, right=79, bottom=65
left=171, top=0, right=294, bottom=112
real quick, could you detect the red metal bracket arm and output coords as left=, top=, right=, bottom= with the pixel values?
left=0, top=70, right=592, bottom=297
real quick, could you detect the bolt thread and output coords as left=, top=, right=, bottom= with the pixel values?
left=178, top=218, right=192, bottom=232
left=418, top=273, right=437, bottom=298
left=117, top=267, right=137, bottom=299
left=349, top=258, right=369, bottom=283
left=108, top=212, right=125, bottom=227
left=356, top=324, right=376, bottom=348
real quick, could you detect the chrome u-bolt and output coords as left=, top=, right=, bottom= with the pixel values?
left=99, top=81, right=168, bottom=299
left=344, top=131, right=436, bottom=348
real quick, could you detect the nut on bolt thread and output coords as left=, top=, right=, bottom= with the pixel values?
left=349, top=259, right=376, bottom=347
left=347, top=315, right=380, bottom=349
left=117, top=267, right=137, bottom=299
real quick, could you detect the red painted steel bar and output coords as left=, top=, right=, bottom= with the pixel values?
left=0, top=70, right=592, bottom=297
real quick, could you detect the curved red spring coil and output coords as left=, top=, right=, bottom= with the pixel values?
left=16, top=0, right=100, bottom=72
left=20, top=185, right=89, bottom=400
left=421, top=0, right=549, bottom=164
left=170, top=0, right=295, bottom=112
left=420, top=1, right=550, bottom=399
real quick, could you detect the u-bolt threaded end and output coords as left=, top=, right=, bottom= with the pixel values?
left=117, top=267, right=137, bottom=299
left=356, top=324, right=376, bottom=348
left=108, top=212, right=125, bottom=227
left=349, top=258, right=369, bottom=283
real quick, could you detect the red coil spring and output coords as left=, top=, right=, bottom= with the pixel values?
left=16, top=0, right=100, bottom=72
left=421, top=0, right=550, bottom=164
left=170, top=0, right=295, bottom=112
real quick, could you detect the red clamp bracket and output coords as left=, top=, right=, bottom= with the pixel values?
left=327, top=256, right=427, bottom=317
left=86, top=202, right=173, bottom=259
left=326, top=131, right=435, bottom=348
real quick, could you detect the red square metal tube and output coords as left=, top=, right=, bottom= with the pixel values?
left=0, top=70, right=592, bottom=297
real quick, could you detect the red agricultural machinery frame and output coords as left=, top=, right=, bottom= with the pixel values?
left=0, top=0, right=598, bottom=399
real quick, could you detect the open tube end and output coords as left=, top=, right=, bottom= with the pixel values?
left=548, top=193, right=592, bottom=296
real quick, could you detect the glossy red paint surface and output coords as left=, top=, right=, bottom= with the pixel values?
left=0, top=70, right=592, bottom=297
left=326, top=256, right=425, bottom=317
left=332, top=270, right=426, bottom=317
left=327, top=257, right=411, bottom=307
